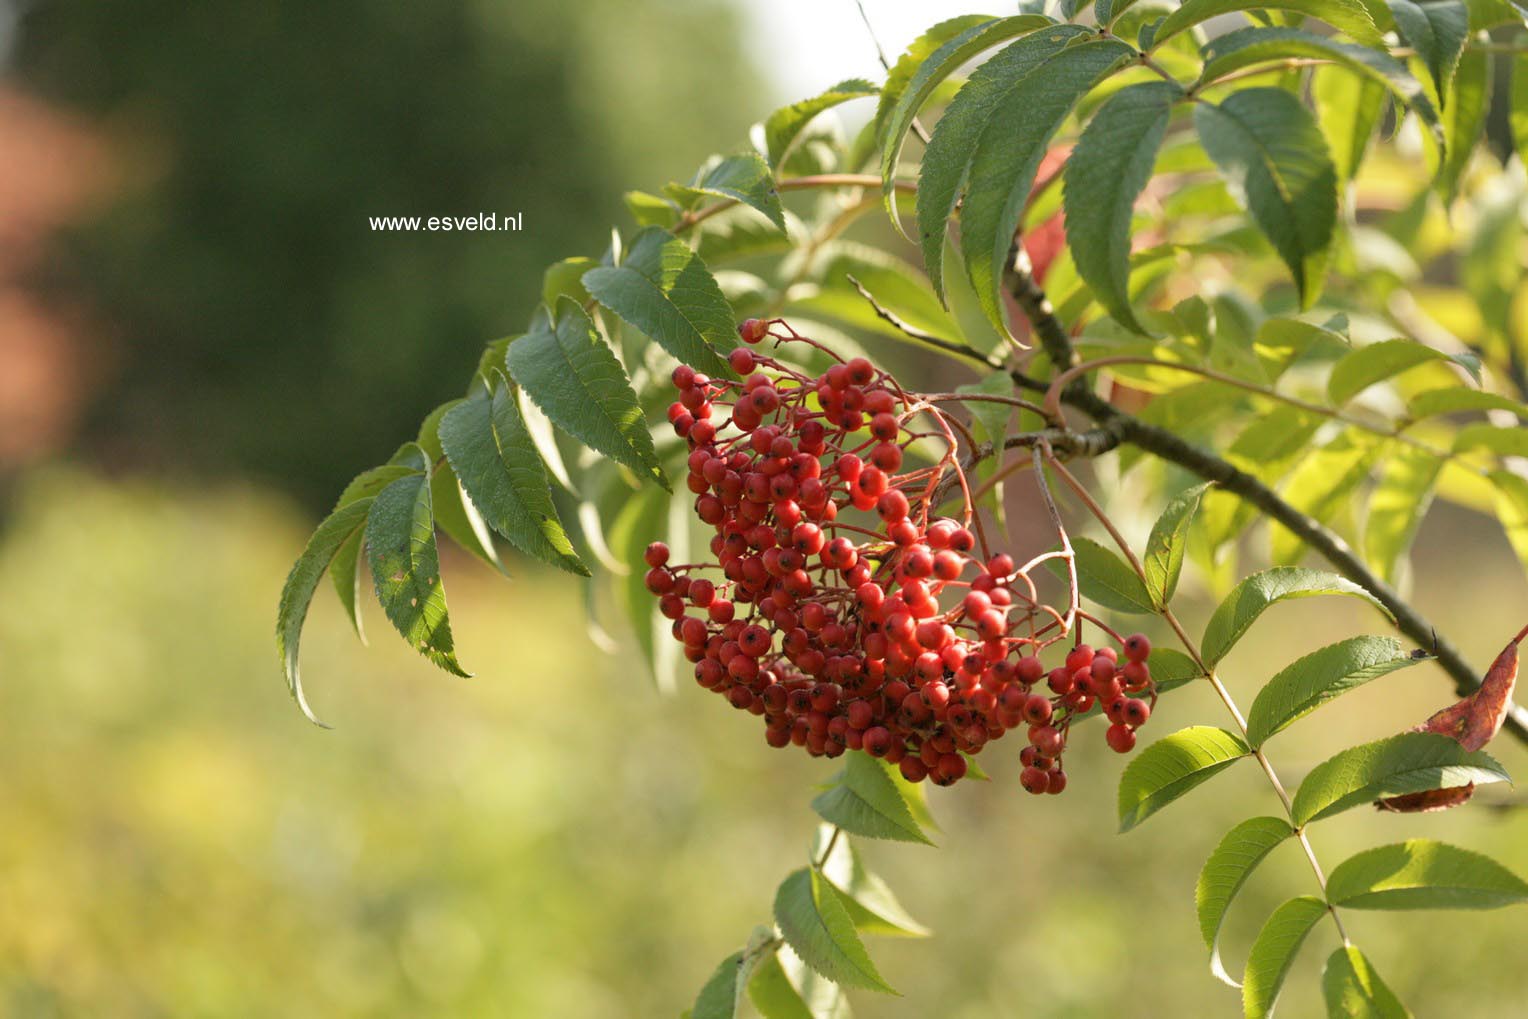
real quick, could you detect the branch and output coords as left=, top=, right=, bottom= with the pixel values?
left=1002, top=254, right=1528, bottom=745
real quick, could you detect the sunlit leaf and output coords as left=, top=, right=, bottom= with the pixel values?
left=1117, top=726, right=1251, bottom=832
left=1197, top=816, right=1295, bottom=986
left=1326, top=839, right=1528, bottom=909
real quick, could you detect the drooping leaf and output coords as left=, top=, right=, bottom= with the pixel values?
left=1326, top=840, right=1528, bottom=909
left=1289, top=732, right=1510, bottom=825
left=1202, top=568, right=1390, bottom=667
left=956, top=39, right=1135, bottom=334
left=1048, top=536, right=1157, bottom=615
left=1330, top=337, right=1479, bottom=405
left=812, top=752, right=935, bottom=845
left=692, top=949, right=756, bottom=1019
left=1398, top=622, right=1523, bottom=753
left=364, top=453, right=470, bottom=678
left=1197, top=816, right=1295, bottom=987
left=1388, top=0, right=1469, bottom=98
left=1063, top=80, right=1182, bottom=334
left=1242, top=896, right=1330, bottom=1019
left=1144, top=483, right=1209, bottom=607
left=1245, top=636, right=1424, bottom=748
left=583, top=227, right=736, bottom=379
left=1117, top=726, right=1252, bottom=832
left=747, top=953, right=819, bottom=1019
left=1152, top=0, right=1380, bottom=49
left=1363, top=446, right=1443, bottom=583
left=1322, top=946, right=1412, bottom=1018
left=1194, top=88, right=1338, bottom=308
left=608, top=483, right=679, bottom=690
left=815, top=826, right=931, bottom=937
left=323, top=463, right=419, bottom=643
left=915, top=25, right=1094, bottom=299
left=430, top=462, right=505, bottom=573
left=1437, top=48, right=1490, bottom=201
left=773, top=868, right=895, bottom=993
left=439, top=377, right=590, bottom=576
left=1314, top=66, right=1387, bottom=188
left=506, top=298, right=666, bottom=489
left=1198, top=28, right=1439, bottom=139
left=765, top=79, right=878, bottom=167
left=668, top=153, right=787, bottom=230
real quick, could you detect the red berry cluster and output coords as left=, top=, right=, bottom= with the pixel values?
left=646, top=318, right=1156, bottom=791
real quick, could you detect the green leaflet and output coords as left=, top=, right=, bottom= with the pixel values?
left=1437, top=48, right=1491, bottom=202
left=765, top=79, right=877, bottom=167
left=364, top=452, right=470, bottom=678
left=1269, top=431, right=1383, bottom=566
left=1196, top=816, right=1295, bottom=987
left=323, top=463, right=420, bottom=643
left=1408, top=386, right=1528, bottom=419
left=1201, top=567, right=1390, bottom=667
left=691, top=949, right=752, bottom=1019
left=1363, top=445, right=1442, bottom=583
left=438, top=376, right=590, bottom=576
left=812, top=753, right=935, bottom=845
left=667, top=153, right=786, bottom=230
left=1148, top=646, right=1207, bottom=694
left=1455, top=422, right=1528, bottom=459
left=1490, top=469, right=1528, bottom=576
left=507, top=298, right=666, bottom=489
left=1322, top=946, right=1412, bottom=1018
left=608, top=482, right=679, bottom=690
left=877, top=14, right=1053, bottom=227
left=1244, top=636, right=1423, bottom=748
left=1242, top=896, right=1329, bottom=1019
left=773, top=868, right=895, bottom=994
left=956, top=38, right=1135, bottom=335
left=1062, top=536, right=1157, bottom=614
left=750, top=948, right=848, bottom=1019
left=1117, top=726, right=1252, bottom=831
left=1329, top=337, right=1480, bottom=404
left=1314, top=66, right=1387, bottom=189
left=916, top=25, right=1093, bottom=300
left=815, top=826, right=930, bottom=937
left=1144, top=483, right=1209, bottom=608
left=1195, top=88, right=1337, bottom=309
left=1514, top=54, right=1528, bottom=158
left=1326, top=840, right=1528, bottom=909
left=1199, top=28, right=1438, bottom=139
left=1063, top=80, right=1182, bottom=334
left=1290, top=732, right=1510, bottom=825
left=542, top=256, right=595, bottom=310
left=583, top=226, right=736, bottom=379
left=1152, top=0, right=1381, bottom=50
left=622, top=191, right=678, bottom=229
left=1388, top=0, right=1469, bottom=98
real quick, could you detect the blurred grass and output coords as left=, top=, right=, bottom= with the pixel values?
left=1, top=469, right=1526, bottom=1016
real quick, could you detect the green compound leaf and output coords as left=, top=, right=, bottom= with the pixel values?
left=1194, top=88, right=1337, bottom=309
left=774, top=868, right=896, bottom=994
left=1322, top=946, right=1412, bottom=1018
left=507, top=298, right=666, bottom=489
left=765, top=79, right=877, bottom=167
left=1388, top=0, right=1469, bottom=98
left=1063, top=80, right=1181, bottom=334
left=1143, top=483, right=1209, bottom=608
left=1201, top=567, right=1390, bottom=668
left=1242, top=896, right=1329, bottom=1019
left=439, top=376, right=589, bottom=576
left=1245, top=636, right=1425, bottom=748
left=364, top=450, right=470, bottom=679
left=1329, top=337, right=1480, bottom=404
left=667, top=152, right=786, bottom=230
left=812, top=752, right=935, bottom=845
left=1363, top=446, right=1443, bottom=584
left=583, top=227, right=736, bottom=379
left=1290, top=732, right=1510, bottom=826
left=1197, top=816, right=1295, bottom=987
left=916, top=25, right=1093, bottom=300
left=955, top=38, right=1135, bottom=335
left=1326, top=839, right=1528, bottom=910
left=1153, top=0, right=1380, bottom=50
left=1118, top=726, right=1252, bottom=832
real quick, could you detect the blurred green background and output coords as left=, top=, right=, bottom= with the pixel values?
left=1, top=2, right=1527, bottom=1017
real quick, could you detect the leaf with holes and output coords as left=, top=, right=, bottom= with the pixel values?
left=1290, top=733, right=1509, bottom=825
left=773, top=868, right=895, bottom=993
left=1246, top=636, right=1425, bottom=748
left=1195, top=88, right=1337, bottom=308
left=1326, top=840, right=1528, bottom=910
left=507, top=298, right=666, bottom=489
left=1242, top=896, right=1329, bottom=1019
left=1118, top=726, right=1251, bottom=832
left=1197, top=816, right=1295, bottom=987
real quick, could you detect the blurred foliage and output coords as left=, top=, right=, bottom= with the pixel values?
left=6, top=0, right=761, bottom=508
left=1, top=471, right=1525, bottom=1016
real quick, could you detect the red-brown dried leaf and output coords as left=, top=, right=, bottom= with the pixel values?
left=1375, top=623, right=1523, bottom=812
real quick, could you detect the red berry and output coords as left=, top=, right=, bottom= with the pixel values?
left=644, top=542, right=671, bottom=568
left=1123, top=634, right=1152, bottom=662
left=1106, top=723, right=1137, bottom=753
left=738, top=318, right=768, bottom=343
